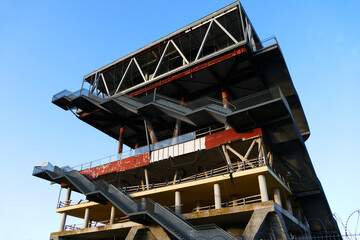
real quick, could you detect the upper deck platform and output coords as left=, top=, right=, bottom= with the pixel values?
left=52, top=1, right=310, bottom=146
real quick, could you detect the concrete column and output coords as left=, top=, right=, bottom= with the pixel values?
left=109, top=205, right=116, bottom=225
left=214, top=183, right=222, bottom=209
left=59, top=213, right=67, bottom=231
left=258, top=175, right=269, bottom=202
left=175, top=191, right=182, bottom=214
left=65, top=187, right=71, bottom=206
left=84, top=208, right=90, bottom=228
left=286, top=198, right=293, bottom=215
left=273, top=188, right=282, bottom=207
left=144, top=168, right=149, bottom=190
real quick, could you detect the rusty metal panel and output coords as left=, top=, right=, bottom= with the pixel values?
left=81, top=153, right=149, bottom=179
left=205, top=128, right=262, bottom=150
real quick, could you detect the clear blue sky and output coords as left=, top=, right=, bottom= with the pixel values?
left=0, top=1, right=359, bottom=239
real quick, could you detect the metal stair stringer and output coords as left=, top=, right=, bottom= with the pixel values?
left=34, top=166, right=237, bottom=240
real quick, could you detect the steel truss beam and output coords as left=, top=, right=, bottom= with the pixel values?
left=80, top=3, right=261, bottom=99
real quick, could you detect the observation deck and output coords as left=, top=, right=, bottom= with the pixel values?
left=52, top=1, right=309, bottom=147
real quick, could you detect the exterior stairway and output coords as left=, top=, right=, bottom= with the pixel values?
left=33, top=163, right=237, bottom=240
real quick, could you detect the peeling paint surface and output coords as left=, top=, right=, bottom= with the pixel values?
left=205, top=128, right=262, bottom=149
left=81, top=153, right=150, bottom=179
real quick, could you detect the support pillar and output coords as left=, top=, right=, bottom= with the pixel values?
left=145, top=120, right=157, bottom=144
left=59, top=213, right=67, bottom=231
left=175, top=191, right=182, bottom=215
left=258, top=175, right=269, bottom=202
left=273, top=188, right=282, bottom=207
left=221, top=89, right=231, bottom=129
left=173, top=171, right=178, bottom=185
left=214, top=183, right=222, bottom=209
left=141, top=180, right=145, bottom=191
left=109, top=205, right=116, bottom=225
left=172, top=97, right=184, bottom=139
left=84, top=208, right=90, bottom=228
left=65, top=187, right=71, bottom=206
left=144, top=168, right=149, bottom=190
left=222, top=89, right=230, bottom=109
left=118, top=126, right=125, bottom=154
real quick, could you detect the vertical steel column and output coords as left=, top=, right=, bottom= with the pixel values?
left=146, top=120, right=158, bottom=144
left=173, top=97, right=184, bottom=138
left=258, top=175, right=269, bottom=202
left=222, top=89, right=231, bottom=129
left=222, top=89, right=230, bottom=109
left=117, top=126, right=125, bottom=154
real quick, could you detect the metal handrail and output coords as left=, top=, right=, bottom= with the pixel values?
left=64, top=216, right=130, bottom=231
left=121, top=157, right=267, bottom=194
left=71, top=126, right=225, bottom=172
left=192, top=194, right=262, bottom=212
left=58, top=199, right=89, bottom=208
left=254, top=36, right=281, bottom=54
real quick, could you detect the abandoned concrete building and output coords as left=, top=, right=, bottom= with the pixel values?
left=33, top=1, right=341, bottom=239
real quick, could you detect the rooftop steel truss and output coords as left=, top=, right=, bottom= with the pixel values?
left=81, top=2, right=261, bottom=99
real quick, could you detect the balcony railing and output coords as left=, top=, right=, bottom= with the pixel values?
left=192, top=194, right=262, bottom=212
left=33, top=162, right=54, bottom=175
left=121, top=157, right=267, bottom=194
left=64, top=216, right=130, bottom=230
left=72, top=126, right=224, bottom=172
left=58, top=199, right=89, bottom=208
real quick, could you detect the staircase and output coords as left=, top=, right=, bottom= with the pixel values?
left=33, top=164, right=237, bottom=240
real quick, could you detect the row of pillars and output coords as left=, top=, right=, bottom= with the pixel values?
left=168, top=184, right=221, bottom=215
left=59, top=187, right=118, bottom=231
left=173, top=175, right=294, bottom=215
left=258, top=175, right=294, bottom=215
left=59, top=175, right=296, bottom=231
